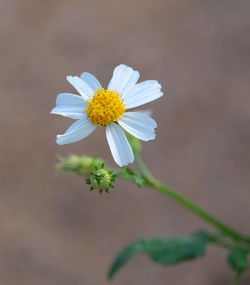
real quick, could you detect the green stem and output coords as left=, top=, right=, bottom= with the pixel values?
left=134, top=153, right=250, bottom=244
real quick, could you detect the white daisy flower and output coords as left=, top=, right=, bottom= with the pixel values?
left=51, top=64, right=163, bottom=167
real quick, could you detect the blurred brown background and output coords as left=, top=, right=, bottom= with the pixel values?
left=1, top=0, right=250, bottom=284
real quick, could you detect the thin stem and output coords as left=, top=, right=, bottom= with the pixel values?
left=134, top=153, right=250, bottom=244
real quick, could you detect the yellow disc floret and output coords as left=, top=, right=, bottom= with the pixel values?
left=85, top=87, right=126, bottom=126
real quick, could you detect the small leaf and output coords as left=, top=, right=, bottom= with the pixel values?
left=122, top=168, right=145, bottom=187
left=227, top=248, right=248, bottom=282
left=108, top=239, right=147, bottom=279
left=108, top=230, right=215, bottom=279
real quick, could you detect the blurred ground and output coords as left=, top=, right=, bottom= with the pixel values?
left=1, top=0, right=250, bottom=284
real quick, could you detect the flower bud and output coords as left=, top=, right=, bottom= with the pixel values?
left=86, top=168, right=116, bottom=194
left=57, top=155, right=105, bottom=176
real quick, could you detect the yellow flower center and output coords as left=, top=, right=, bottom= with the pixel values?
left=85, top=88, right=126, bottom=126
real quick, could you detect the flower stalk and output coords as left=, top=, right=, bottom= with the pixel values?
left=133, top=152, right=250, bottom=245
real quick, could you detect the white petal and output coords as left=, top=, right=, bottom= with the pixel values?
left=55, top=93, right=86, bottom=105
left=123, top=80, right=163, bottom=109
left=136, top=109, right=153, bottom=116
left=51, top=93, right=86, bottom=119
left=56, top=117, right=96, bottom=145
left=106, top=123, right=134, bottom=167
left=107, top=64, right=139, bottom=97
left=80, top=72, right=102, bottom=90
left=118, top=112, right=157, bottom=141
left=65, top=113, right=87, bottom=132
left=51, top=105, right=85, bottom=119
left=66, top=76, right=94, bottom=100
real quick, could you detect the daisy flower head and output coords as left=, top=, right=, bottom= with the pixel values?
left=51, top=64, right=163, bottom=167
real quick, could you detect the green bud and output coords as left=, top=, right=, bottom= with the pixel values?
left=88, top=168, right=117, bottom=194
left=57, top=155, right=105, bottom=176
left=90, top=169, right=110, bottom=190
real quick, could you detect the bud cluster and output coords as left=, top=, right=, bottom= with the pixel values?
left=57, top=155, right=116, bottom=194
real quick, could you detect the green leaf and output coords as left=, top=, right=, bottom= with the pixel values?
left=108, top=239, right=147, bottom=279
left=227, top=248, right=248, bottom=282
left=108, top=230, right=215, bottom=279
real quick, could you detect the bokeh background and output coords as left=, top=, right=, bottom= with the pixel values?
left=1, top=0, right=250, bottom=284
